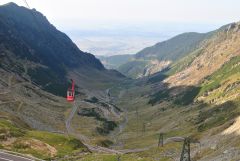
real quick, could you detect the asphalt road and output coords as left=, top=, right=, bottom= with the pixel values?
left=0, top=152, right=35, bottom=161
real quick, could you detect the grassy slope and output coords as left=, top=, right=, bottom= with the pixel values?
left=62, top=50, right=240, bottom=160
left=148, top=53, right=240, bottom=106
left=195, top=55, right=240, bottom=107
left=111, top=84, right=240, bottom=160
left=97, top=55, right=133, bottom=69
left=199, top=56, right=240, bottom=96
left=118, top=32, right=210, bottom=78
left=0, top=113, right=87, bottom=160
left=108, top=51, right=240, bottom=160
left=136, top=32, right=208, bottom=61
left=118, top=60, right=148, bottom=78
left=165, top=48, right=204, bottom=76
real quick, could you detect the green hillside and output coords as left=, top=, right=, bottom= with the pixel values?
left=0, top=113, right=87, bottom=160
left=197, top=55, right=240, bottom=104
left=97, top=54, right=133, bottom=69
left=118, top=60, right=149, bottom=78
left=136, top=32, right=210, bottom=60
left=118, top=32, right=212, bottom=78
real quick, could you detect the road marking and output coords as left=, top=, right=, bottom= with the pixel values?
left=0, top=152, right=35, bottom=161
left=0, top=157, right=13, bottom=161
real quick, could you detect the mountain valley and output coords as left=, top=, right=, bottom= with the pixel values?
left=0, top=2, right=239, bottom=161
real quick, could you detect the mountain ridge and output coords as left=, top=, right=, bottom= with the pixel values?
left=97, top=54, right=133, bottom=69
left=116, top=32, right=212, bottom=78
left=0, top=3, right=126, bottom=158
left=0, top=2, right=126, bottom=96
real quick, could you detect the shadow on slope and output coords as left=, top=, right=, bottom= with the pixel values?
left=195, top=100, right=240, bottom=132
left=148, top=82, right=201, bottom=106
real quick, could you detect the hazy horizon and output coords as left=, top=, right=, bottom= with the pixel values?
left=1, top=0, right=240, bottom=56
left=66, top=22, right=222, bottom=56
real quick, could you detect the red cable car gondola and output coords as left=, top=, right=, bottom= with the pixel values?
left=67, top=79, right=75, bottom=102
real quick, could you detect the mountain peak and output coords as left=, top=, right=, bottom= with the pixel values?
left=1, top=2, right=20, bottom=8
left=2, top=2, right=18, bottom=6
left=0, top=2, right=106, bottom=96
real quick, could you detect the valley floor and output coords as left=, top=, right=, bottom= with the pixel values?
left=1, top=66, right=240, bottom=161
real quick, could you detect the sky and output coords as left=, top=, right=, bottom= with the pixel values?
left=1, top=0, right=240, bottom=55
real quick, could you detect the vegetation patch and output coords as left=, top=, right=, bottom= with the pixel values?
left=78, top=108, right=117, bottom=135
left=148, top=89, right=170, bottom=105
left=97, top=139, right=113, bottom=147
left=0, top=118, right=87, bottom=160
left=165, top=48, right=203, bottom=76
left=96, top=121, right=117, bottom=135
left=84, top=97, right=99, bottom=103
left=174, top=86, right=201, bottom=105
left=199, top=56, right=240, bottom=96
left=196, top=101, right=240, bottom=132
left=118, top=60, right=148, bottom=78
left=0, top=120, right=26, bottom=139
left=149, top=86, right=200, bottom=106
left=28, top=67, right=69, bottom=97
left=147, top=73, right=168, bottom=84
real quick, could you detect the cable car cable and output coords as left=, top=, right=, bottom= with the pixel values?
left=23, top=0, right=31, bottom=9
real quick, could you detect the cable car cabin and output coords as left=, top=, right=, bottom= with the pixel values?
left=67, top=79, right=75, bottom=102
left=67, top=89, right=75, bottom=101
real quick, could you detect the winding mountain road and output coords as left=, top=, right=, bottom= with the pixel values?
left=65, top=100, right=192, bottom=156
left=65, top=90, right=188, bottom=155
left=0, top=151, right=37, bottom=161
left=65, top=100, right=122, bottom=154
left=65, top=98, right=151, bottom=154
left=65, top=101, right=77, bottom=134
